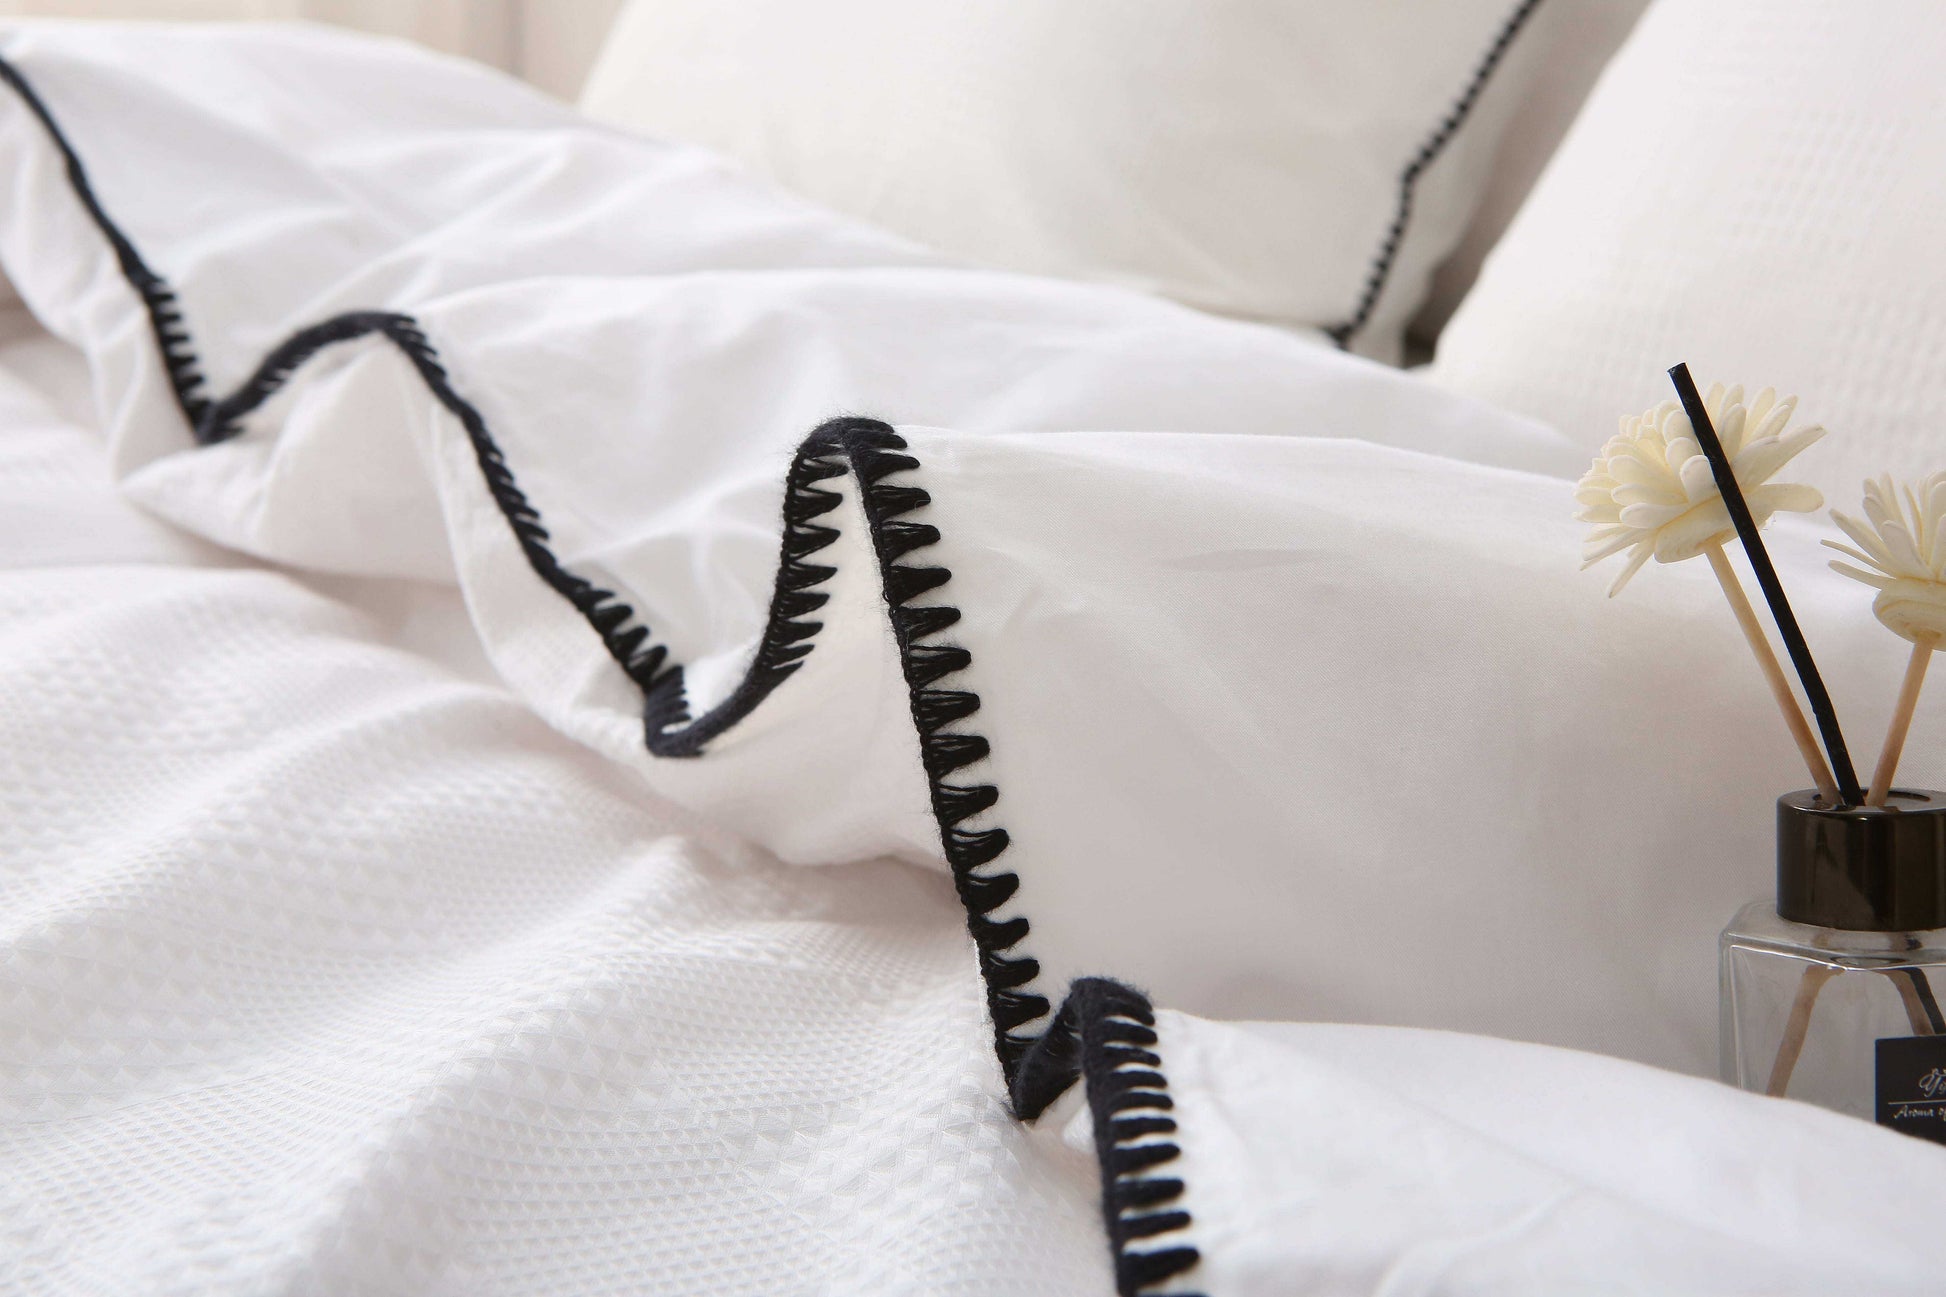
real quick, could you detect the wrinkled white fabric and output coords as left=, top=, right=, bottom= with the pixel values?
left=0, top=346, right=1112, bottom=1294
left=1144, top=1014, right=1946, bottom=1295
left=3, top=21, right=1945, bottom=1296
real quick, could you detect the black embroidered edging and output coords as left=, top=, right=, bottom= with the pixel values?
left=174, top=304, right=860, bottom=766
left=0, top=55, right=209, bottom=428
left=138, top=313, right=1058, bottom=1077
left=1014, top=979, right=1202, bottom=1297
left=191, top=309, right=689, bottom=706
left=0, top=48, right=1194, bottom=1290
left=1323, top=0, right=1544, bottom=351
left=0, top=41, right=1059, bottom=1079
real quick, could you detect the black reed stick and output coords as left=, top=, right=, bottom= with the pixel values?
left=1669, top=363, right=1863, bottom=805
left=1903, top=968, right=1946, bottom=1033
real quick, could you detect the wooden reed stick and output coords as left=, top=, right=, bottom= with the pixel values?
left=1867, top=633, right=1937, bottom=807
left=1772, top=960, right=1939, bottom=1098
left=1705, top=543, right=1840, bottom=801
left=1767, top=964, right=1835, bottom=1096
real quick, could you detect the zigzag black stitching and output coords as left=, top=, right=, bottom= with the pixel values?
left=0, top=43, right=1054, bottom=1068
left=642, top=434, right=851, bottom=756
left=1324, top=0, right=1544, bottom=351
left=200, top=322, right=1054, bottom=1066
left=1, top=49, right=1197, bottom=1291
left=1014, top=979, right=1202, bottom=1297
left=193, top=309, right=682, bottom=700
left=829, top=420, right=1050, bottom=1074
left=0, top=55, right=209, bottom=427
left=189, top=316, right=1058, bottom=1070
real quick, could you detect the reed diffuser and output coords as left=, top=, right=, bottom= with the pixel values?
left=1580, top=364, right=1946, bottom=1143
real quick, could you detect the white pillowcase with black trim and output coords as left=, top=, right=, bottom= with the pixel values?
left=581, top=0, right=1550, bottom=364
left=1431, top=0, right=1946, bottom=490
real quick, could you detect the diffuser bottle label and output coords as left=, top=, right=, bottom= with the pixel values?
left=1875, top=1035, right=1946, bottom=1146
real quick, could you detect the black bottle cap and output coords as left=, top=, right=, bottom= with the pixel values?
left=1777, top=789, right=1946, bottom=932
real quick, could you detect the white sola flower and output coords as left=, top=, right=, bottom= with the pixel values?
left=1825, top=473, right=1946, bottom=643
left=1576, top=384, right=1825, bottom=595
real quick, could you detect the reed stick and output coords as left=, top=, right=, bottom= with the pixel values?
left=1704, top=544, right=1839, bottom=801
left=1670, top=363, right=1863, bottom=804
left=1770, top=940, right=1944, bottom=1099
left=1766, top=964, right=1835, bottom=1096
left=1903, top=964, right=1946, bottom=1034
left=1867, top=634, right=1937, bottom=807
left=1892, top=969, right=1937, bottom=1036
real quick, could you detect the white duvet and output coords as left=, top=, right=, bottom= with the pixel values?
left=1, top=20, right=1943, bottom=1296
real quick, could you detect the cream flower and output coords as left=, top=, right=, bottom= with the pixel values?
left=1576, top=384, right=1825, bottom=595
left=1825, top=473, right=1946, bottom=644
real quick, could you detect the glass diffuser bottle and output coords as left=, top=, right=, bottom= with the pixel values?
left=1721, top=788, right=1946, bottom=1143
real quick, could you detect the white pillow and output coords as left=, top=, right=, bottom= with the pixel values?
left=581, top=0, right=1553, bottom=363
left=1411, top=0, right=1650, bottom=346
left=1431, top=0, right=1946, bottom=490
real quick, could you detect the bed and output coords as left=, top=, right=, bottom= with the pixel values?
left=3, top=9, right=1944, bottom=1295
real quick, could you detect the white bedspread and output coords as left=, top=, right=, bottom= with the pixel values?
left=1, top=20, right=1942, bottom=1296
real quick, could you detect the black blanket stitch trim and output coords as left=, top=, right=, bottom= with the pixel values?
left=0, top=55, right=211, bottom=428
left=1015, top=979, right=1203, bottom=1296
left=1324, top=0, right=1544, bottom=351
left=0, top=48, right=1199, bottom=1293
left=206, top=317, right=1052, bottom=1076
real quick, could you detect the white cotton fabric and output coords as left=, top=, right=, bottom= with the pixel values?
left=0, top=398, right=1109, bottom=1297
left=3, top=21, right=1946, bottom=1295
left=1149, top=1014, right=1946, bottom=1296
left=0, top=329, right=1117, bottom=1294
left=1430, top=0, right=1946, bottom=489
left=581, top=0, right=1548, bottom=363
